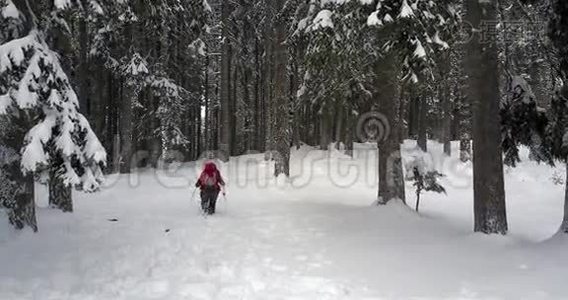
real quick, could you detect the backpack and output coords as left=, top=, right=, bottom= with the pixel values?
left=201, top=172, right=217, bottom=189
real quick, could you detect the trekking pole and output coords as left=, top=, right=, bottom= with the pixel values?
left=221, top=186, right=228, bottom=202
left=190, top=186, right=198, bottom=205
left=191, top=187, right=207, bottom=216
left=221, top=186, right=228, bottom=212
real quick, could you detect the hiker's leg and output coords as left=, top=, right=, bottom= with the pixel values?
left=209, top=190, right=220, bottom=214
left=200, top=190, right=212, bottom=215
left=200, top=191, right=209, bottom=212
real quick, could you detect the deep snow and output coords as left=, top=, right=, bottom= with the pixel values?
left=1, top=141, right=567, bottom=299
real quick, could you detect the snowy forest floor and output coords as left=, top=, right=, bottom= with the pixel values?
left=1, top=141, right=568, bottom=299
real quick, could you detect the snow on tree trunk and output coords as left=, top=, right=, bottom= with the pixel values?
left=466, top=0, right=508, bottom=234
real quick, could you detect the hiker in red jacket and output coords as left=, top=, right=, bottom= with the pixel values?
left=195, top=162, right=225, bottom=215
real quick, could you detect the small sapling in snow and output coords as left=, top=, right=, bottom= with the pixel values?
left=412, top=167, right=446, bottom=212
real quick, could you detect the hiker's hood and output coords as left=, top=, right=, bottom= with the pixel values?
left=203, top=162, right=217, bottom=173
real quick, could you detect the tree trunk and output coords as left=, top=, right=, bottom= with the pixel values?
left=345, top=110, right=354, bottom=157
left=399, top=83, right=408, bottom=142
left=442, top=83, right=452, bottom=156
left=48, top=172, right=72, bottom=212
left=119, top=81, right=134, bottom=174
left=273, top=0, right=290, bottom=177
left=417, top=96, right=427, bottom=152
left=529, top=59, right=552, bottom=109
left=0, top=118, right=37, bottom=232
left=460, top=138, right=471, bottom=162
left=335, top=104, right=344, bottom=148
left=439, top=50, right=452, bottom=156
left=466, top=0, right=508, bottom=234
left=376, top=54, right=405, bottom=204
left=219, top=0, right=232, bottom=160
left=320, top=113, right=330, bottom=150
left=10, top=170, right=36, bottom=232
left=254, top=38, right=263, bottom=151
left=561, top=161, right=568, bottom=234
left=77, top=7, right=90, bottom=117
left=204, top=55, right=211, bottom=151
left=290, top=48, right=301, bottom=150
left=231, top=64, right=238, bottom=155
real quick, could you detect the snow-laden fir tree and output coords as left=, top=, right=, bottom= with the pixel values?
left=297, top=0, right=458, bottom=204
left=0, top=0, right=106, bottom=231
left=543, top=0, right=568, bottom=234
left=517, top=0, right=568, bottom=234
left=85, top=0, right=210, bottom=169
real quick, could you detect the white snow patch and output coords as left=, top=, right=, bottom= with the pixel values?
left=1, top=141, right=567, bottom=299
left=413, top=39, right=427, bottom=59
left=432, top=31, right=449, bottom=49
left=312, top=9, right=334, bottom=31
left=367, top=11, right=383, bottom=27
left=398, top=0, right=415, bottom=18
left=1, top=0, right=19, bottom=19
left=54, top=0, right=71, bottom=9
left=0, top=94, right=12, bottom=114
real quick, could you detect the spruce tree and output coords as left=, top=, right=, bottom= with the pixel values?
left=0, top=0, right=106, bottom=231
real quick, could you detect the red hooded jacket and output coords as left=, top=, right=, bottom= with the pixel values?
left=196, top=162, right=225, bottom=191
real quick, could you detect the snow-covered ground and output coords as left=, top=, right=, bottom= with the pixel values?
left=1, top=141, right=567, bottom=299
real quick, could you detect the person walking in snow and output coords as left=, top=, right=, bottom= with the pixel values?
left=195, top=162, right=226, bottom=215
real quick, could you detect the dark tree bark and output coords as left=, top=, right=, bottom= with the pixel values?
left=398, top=83, right=408, bottom=142
left=10, top=170, right=36, bottom=232
left=254, top=38, right=262, bottom=151
left=440, top=53, right=452, bottom=156
left=272, top=0, right=290, bottom=177
left=466, top=0, right=508, bottom=234
left=77, top=5, right=90, bottom=117
left=560, top=86, right=568, bottom=234
left=335, top=104, right=344, bottom=149
left=290, top=47, right=301, bottom=150
left=48, top=172, right=72, bottom=213
left=231, top=64, right=238, bottom=155
left=460, top=138, right=471, bottom=162
left=320, top=113, right=331, bottom=150
left=119, top=11, right=142, bottom=174
left=0, top=117, right=37, bottom=232
left=219, top=0, right=232, bottom=160
left=562, top=161, right=568, bottom=234
left=409, top=93, right=420, bottom=137
left=119, top=80, right=134, bottom=174
left=376, top=54, right=405, bottom=204
left=417, top=96, right=428, bottom=152
left=204, top=54, right=211, bottom=151
left=345, top=110, right=354, bottom=157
